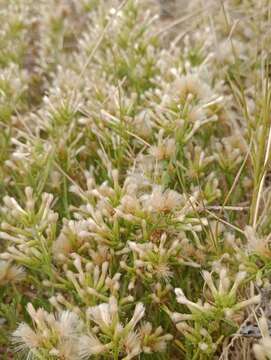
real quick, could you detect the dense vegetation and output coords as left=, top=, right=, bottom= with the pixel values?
left=1, top=0, right=271, bottom=358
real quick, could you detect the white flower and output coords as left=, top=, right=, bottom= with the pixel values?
left=0, top=260, right=25, bottom=285
left=118, top=194, right=141, bottom=215
left=87, top=296, right=118, bottom=330
left=142, top=186, right=182, bottom=213
left=79, top=334, right=107, bottom=359
left=175, top=288, right=206, bottom=312
left=12, top=323, right=40, bottom=353
left=127, top=303, right=145, bottom=329
left=245, top=226, right=271, bottom=257
left=13, top=305, right=85, bottom=359
left=122, top=331, right=141, bottom=360
left=149, top=137, right=176, bottom=161
left=139, top=322, right=173, bottom=353
left=172, top=74, right=212, bottom=102
left=56, top=311, right=83, bottom=338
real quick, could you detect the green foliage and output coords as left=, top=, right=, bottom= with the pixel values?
left=1, top=0, right=271, bottom=359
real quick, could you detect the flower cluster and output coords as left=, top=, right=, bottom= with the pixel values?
left=0, top=0, right=271, bottom=358
left=12, top=300, right=172, bottom=360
